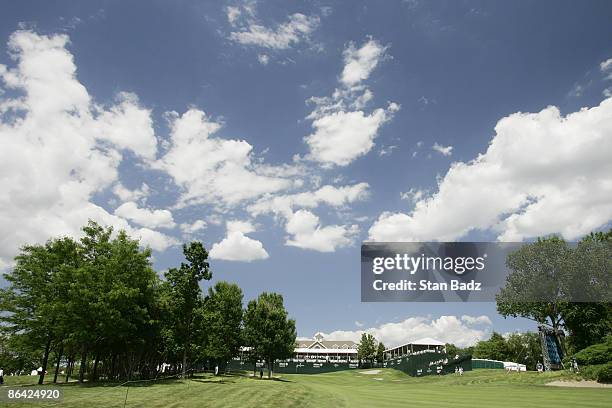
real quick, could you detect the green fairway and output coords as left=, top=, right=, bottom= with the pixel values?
left=2, top=369, right=610, bottom=408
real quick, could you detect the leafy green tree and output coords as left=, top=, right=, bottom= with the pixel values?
left=497, top=232, right=611, bottom=353
left=200, top=281, right=244, bottom=373
left=562, top=231, right=612, bottom=351
left=496, top=237, right=570, bottom=335
left=473, top=332, right=509, bottom=361
left=164, top=242, right=212, bottom=378
left=357, top=333, right=376, bottom=366
left=505, top=332, right=542, bottom=370
left=376, top=342, right=386, bottom=364
left=0, top=236, right=79, bottom=384
left=243, top=292, right=296, bottom=378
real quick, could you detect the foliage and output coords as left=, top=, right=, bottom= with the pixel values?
left=163, top=242, right=212, bottom=377
left=376, top=342, right=386, bottom=363
left=473, top=332, right=509, bottom=362
left=496, top=230, right=611, bottom=352
left=596, top=362, right=612, bottom=383
left=200, top=281, right=244, bottom=370
left=242, top=292, right=296, bottom=378
left=572, top=338, right=612, bottom=366
left=357, top=333, right=376, bottom=364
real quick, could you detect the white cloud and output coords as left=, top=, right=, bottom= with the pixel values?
left=432, top=142, right=453, bottom=156
left=248, top=182, right=370, bottom=218
left=226, top=6, right=242, bottom=26
left=114, top=201, right=176, bottom=229
left=154, top=109, right=296, bottom=208
left=369, top=98, right=612, bottom=242
left=285, top=209, right=358, bottom=252
left=180, top=219, right=207, bottom=234
left=355, top=321, right=364, bottom=328
left=400, top=188, right=425, bottom=203
left=249, top=183, right=368, bottom=252
left=209, top=220, right=269, bottom=262
left=257, top=54, right=269, bottom=65
left=600, top=58, right=612, bottom=79
left=378, top=144, right=398, bottom=157
left=461, top=315, right=492, bottom=325
left=321, top=315, right=491, bottom=348
left=340, top=38, right=388, bottom=87
left=303, top=38, right=398, bottom=167
left=305, top=107, right=397, bottom=166
left=229, top=13, right=319, bottom=50
left=112, top=182, right=150, bottom=203
left=0, top=30, right=177, bottom=266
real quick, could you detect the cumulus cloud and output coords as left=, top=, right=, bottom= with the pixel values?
left=0, top=30, right=177, bottom=266
left=432, top=142, right=453, bottom=156
left=209, top=220, right=269, bottom=262
left=112, top=182, right=150, bottom=203
left=303, top=38, right=398, bottom=167
left=154, top=109, right=297, bottom=208
left=285, top=209, right=358, bottom=252
left=369, top=98, right=612, bottom=242
left=321, top=315, right=491, bottom=348
left=248, top=182, right=370, bottom=218
left=248, top=183, right=368, bottom=252
left=341, top=38, right=388, bottom=88
left=229, top=13, right=319, bottom=50
left=179, top=219, right=207, bottom=234
left=114, top=201, right=176, bottom=229
left=461, top=315, right=492, bottom=325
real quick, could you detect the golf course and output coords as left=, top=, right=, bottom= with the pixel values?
left=2, top=369, right=610, bottom=407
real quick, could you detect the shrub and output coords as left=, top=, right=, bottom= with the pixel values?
left=596, top=362, right=612, bottom=383
left=573, top=339, right=612, bottom=366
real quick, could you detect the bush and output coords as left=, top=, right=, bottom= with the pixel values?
left=597, top=362, right=612, bottom=383
left=573, top=339, right=612, bottom=366
left=581, top=364, right=604, bottom=380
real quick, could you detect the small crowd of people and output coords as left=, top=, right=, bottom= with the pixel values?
left=454, top=366, right=464, bottom=375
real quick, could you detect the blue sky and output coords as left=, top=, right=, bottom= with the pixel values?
left=1, top=0, right=611, bottom=347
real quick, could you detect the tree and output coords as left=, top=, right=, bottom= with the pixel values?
left=496, top=237, right=570, bottom=335
left=376, top=342, right=386, bottom=364
left=0, top=236, right=79, bottom=384
left=562, top=232, right=612, bottom=351
left=497, top=232, right=612, bottom=354
left=505, top=332, right=542, bottom=370
left=473, top=332, right=509, bottom=361
left=243, top=292, right=296, bottom=379
left=164, top=242, right=212, bottom=378
left=200, top=282, right=243, bottom=373
left=357, top=333, right=376, bottom=366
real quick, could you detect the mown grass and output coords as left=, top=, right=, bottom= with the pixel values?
left=2, top=369, right=610, bottom=407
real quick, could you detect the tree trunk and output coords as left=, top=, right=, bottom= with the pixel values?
left=110, top=353, right=117, bottom=381
left=38, top=337, right=52, bottom=385
left=91, top=354, right=100, bottom=382
left=267, top=358, right=272, bottom=379
left=65, top=357, right=72, bottom=383
left=53, top=343, right=63, bottom=383
left=78, top=346, right=88, bottom=383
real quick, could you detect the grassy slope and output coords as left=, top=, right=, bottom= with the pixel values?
left=2, top=369, right=610, bottom=408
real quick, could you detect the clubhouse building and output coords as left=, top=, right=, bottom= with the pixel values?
left=293, top=332, right=359, bottom=362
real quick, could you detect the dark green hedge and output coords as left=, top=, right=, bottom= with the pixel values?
left=573, top=338, right=612, bottom=366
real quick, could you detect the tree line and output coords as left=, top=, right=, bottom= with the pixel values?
left=0, top=221, right=296, bottom=384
